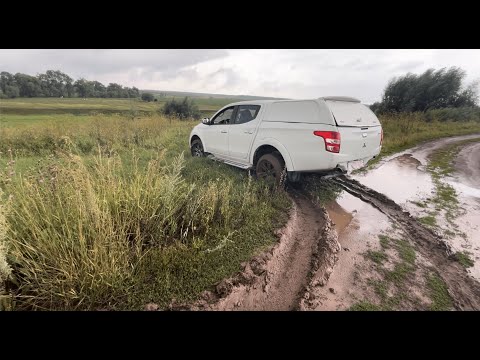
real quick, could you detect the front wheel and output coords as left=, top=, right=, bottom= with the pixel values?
left=256, top=153, right=285, bottom=186
left=191, top=139, right=205, bottom=157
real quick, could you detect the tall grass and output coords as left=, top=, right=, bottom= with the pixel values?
left=377, top=113, right=480, bottom=160
left=0, top=189, right=11, bottom=283
left=1, top=116, right=290, bottom=309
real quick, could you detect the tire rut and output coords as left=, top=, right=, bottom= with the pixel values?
left=333, top=175, right=480, bottom=310
left=168, top=192, right=340, bottom=311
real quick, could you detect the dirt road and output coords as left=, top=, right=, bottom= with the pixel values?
left=313, top=134, right=480, bottom=310
left=454, top=140, right=480, bottom=189
left=169, top=135, right=480, bottom=311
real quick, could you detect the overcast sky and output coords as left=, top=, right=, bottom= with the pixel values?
left=1, top=49, right=479, bottom=103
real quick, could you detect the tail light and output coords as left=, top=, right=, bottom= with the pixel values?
left=380, top=129, right=383, bottom=146
left=313, top=131, right=341, bottom=153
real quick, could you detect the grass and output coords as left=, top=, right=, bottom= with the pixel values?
left=412, top=200, right=427, bottom=208
left=396, top=239, right=416, bottom=265
left=378, top=234, right=391, bottom=249
left=426, top=273, right=453, bottom=311
left=358, top=233, right=423, bottom=310
left=454, top=251, right=474, bottom=268
left=0, top=109, right=294, bottom=310
left=0, top=97, right=226, bottom=119
left=360, top=230, right=453, bottom=311
left=418, top=215, right=437, bottom=226
left=364, top=250, right=388, bottom=265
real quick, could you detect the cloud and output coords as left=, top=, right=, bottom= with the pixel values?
left=1, top=49, right=479, bottom=103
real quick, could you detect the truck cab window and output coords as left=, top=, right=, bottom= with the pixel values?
left=234, top=105, right=261, bottom=124
left=212, top=107, right=234, bottom=125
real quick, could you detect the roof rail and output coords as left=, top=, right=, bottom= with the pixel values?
left=320, top=96, right=361, bottom=103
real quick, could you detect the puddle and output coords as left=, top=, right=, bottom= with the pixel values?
left=327, top=191, right=392, bottom=243
left=322, top=191, right=392, bottom=310
left=350, top=135, right=480, bottom=281
left=352, top=154, right=434, bottom=205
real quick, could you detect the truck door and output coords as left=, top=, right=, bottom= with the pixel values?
left=228, top=105, right=262, bottom=160
left=203, top=106, right=236, bottom=156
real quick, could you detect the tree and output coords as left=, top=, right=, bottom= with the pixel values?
left=14, top=73, right=43, bottom=97
left=378, top=67, right=478, bottom=113
left=0, top=70, right=143, bottom=99
left=141, top=92, right=154, bottom=102
left=160, top=97, right=201, bottom=119
left=106, top=83, right=123, bottom=98
left=74, top=78, right=94, bottom=98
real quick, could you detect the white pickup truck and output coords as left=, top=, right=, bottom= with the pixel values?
left=189, top=96, right=383, bottom=183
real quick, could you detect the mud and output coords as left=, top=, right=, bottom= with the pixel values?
left=454, top=141, right=480, bottom=189
left=355, top=154, right=434, bottom=205
left=331, top=175, right=480, bottom=310
left=307, top=191, right=392, bottom=310
left=169, top=193, right=340, bottom=311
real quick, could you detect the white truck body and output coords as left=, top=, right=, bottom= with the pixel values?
left=189, top=96, right=382, bottom=175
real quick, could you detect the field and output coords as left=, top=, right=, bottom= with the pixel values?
left=0, top=97, right=237, bottom=119
left=1, top=98, right=480, bottom=310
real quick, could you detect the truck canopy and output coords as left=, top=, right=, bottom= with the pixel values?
left=324, top=99, right=380, bottom=127
left=264, top=100, right=335, bottom=125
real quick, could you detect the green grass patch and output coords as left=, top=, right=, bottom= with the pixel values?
left=364, top=250, right=388, bottom=265
left=378, top=234, right=391, bottom=249
left=396, top=239, right=416, bottom=265
left=385, top=262, right=414, bottom=285
left=426, top=273, right=453, bottom=311
left=418, top=215, right=437, bottom=226
left=412, top=200, right=428, bottom=208
left=454, top=251, right=474, bottom=268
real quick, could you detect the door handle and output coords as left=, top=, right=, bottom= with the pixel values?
left=244, top=130, right=254, bottom=134
left=221, top=130, right=228, bottom=133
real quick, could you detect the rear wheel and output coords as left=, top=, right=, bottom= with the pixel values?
left=256, top=153, right=285, bottom=186
left=191, top=139, right=205, bottom=157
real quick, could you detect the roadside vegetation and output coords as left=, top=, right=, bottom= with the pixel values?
left=0, top=113, right=291, bottom=310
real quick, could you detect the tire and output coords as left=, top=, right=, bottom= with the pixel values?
left=256, top=152, right=285, bottom=186
left=287, top=171, right=301, bottom=183
left=191, top=139, right=205, bottom=157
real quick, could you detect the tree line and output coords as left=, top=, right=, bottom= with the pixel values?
left=370, top=67, right=479, bottom=114
left=0, top=70, right=140, bottom=99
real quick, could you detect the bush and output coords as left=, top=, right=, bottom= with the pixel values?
left=160, top=97, right=201, bottom=120
left=141, top=92, right=155, bottom=102
left=422, top=107, right=480, bottom=122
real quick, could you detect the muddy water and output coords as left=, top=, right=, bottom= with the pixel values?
left=320, top=191, right=392, bottom=310
left=353, top=154, right=434, bottom=205
left=327, top=134, right=480, bottom=282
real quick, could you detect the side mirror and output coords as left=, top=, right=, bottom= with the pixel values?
left=202, top=117, right=210, bottom=125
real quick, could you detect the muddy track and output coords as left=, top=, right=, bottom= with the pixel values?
left=168, top=192, right=341, bottom=311
left=333, top=175, right=480, bottom=310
